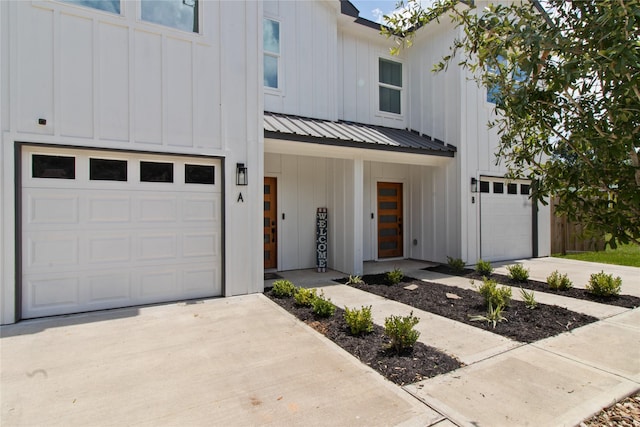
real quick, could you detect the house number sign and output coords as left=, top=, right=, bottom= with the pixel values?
left=316, top=208, right=328, bottom=272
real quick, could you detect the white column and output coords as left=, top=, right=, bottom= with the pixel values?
left=352, top=157, right=364, bottom=275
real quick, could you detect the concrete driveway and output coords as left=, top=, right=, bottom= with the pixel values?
left=0, top=294, right=445, bottom=426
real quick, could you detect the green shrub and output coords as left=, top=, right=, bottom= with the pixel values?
left=343, top=305, right=374, bottom=335
left=586, top=271, right=622, bottom=297
left=476, top=278, right=512, bottom=308
left=446, top=256, right=466, bottom=273
left=384, top=312, right=420, bottom=354
left=312, top=292, right=336, bottom=317
left=386, top=268, right=404, bottom=285
left=469, top=302, right=507, bottom=328
left=507, top=264, right=529, bottom=282
left=272, top=280, right=296, bottom=298
left=347, top=275, right=364, bottom=285
left=547, top=270, right=573, bottom=290
left=475, top=259, right=493, bottom=276
left=520, top=287, right=537, bottom=309
left=293, top=287, right=317, bottom=307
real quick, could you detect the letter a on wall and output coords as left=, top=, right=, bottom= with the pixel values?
left=316, top=208, right=328, bottom=272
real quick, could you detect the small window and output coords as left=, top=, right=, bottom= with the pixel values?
left=521, top=184, right=531, bottom=195
left=379, top=58, right=402, bottom=114
left=32, top=154, right=75, bottom=179
left=141, top=0, right=198, bottom=33
left=507, top=183, right=518, bottom=194
left=479, top=181, right=490, bottom=193
left=61, top=0, right=121, bottom=14
left=493, top=182, right=504, bottom=194
left=140, top=161, right=173, bottom=183
left=264, top=19, right=280, bottom=89
left=90, top=158, right=127, bottom=181
left=185, top=164, right=214, bottom=185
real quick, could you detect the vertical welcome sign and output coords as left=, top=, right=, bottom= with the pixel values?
left=316, top=208, right=328, bottom=272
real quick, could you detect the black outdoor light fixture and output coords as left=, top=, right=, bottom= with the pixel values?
left=236, top=163, right=248, bottom=186
left=471, top=177, right=478, bottom=193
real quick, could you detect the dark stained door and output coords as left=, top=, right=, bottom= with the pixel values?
left=377, top=182, right=403, bottom=258
left=264, top=177, right=277, bottom=269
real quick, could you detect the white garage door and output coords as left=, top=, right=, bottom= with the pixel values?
left=21, top=146, right=222, bottom=319
left=480, top=177, right=533, bottom=262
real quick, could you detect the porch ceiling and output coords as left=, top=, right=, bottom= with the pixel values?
left=264, top=112, right=456, bottom=157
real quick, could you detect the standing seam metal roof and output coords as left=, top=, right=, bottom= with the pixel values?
left=264, top=111, right=456, bottom=156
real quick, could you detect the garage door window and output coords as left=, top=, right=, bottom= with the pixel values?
left=521, top=184, right=530, bottom=195
left=185, top=164, right=214, bottom=185
left=493, top=182, right=504, bottom=194
left=32, top=154, right=75, bottom=179
left=140, top=161, right=173, bottom=183
left=479, top=181, right=490, bottom=193
left=507, top=183, right=517, bottom=194
left=90, top=158, right=127, bottom=181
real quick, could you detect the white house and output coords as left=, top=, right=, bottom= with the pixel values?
left=0, top=0, right=549, bottom=324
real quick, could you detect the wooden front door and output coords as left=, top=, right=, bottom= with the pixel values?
left=264, top=177, right=278, bottom=269
left=377, top=182, right=403, bottom=258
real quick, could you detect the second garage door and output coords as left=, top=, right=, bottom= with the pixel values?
left=480, top=177, right=533, bottom=262
left=21, top=146, right=222, bottom=319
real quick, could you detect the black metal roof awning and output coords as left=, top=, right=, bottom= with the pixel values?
left=264, top=112, right=456, bottom=157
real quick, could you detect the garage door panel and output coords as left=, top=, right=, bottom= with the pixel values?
left=21, top=147, right=222, bottom=319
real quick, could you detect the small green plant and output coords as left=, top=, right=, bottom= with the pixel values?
left=293, top=287, right=317, bottom=307
left=586, top=271, right=622, bottom=297
left=347, top=275, right=364, bottom=285
left=312, top=292, right=336, bottom=317
left=520, top=287, right=537, bottom=309
left=476, top=278, right=512, bottom=308
left=469, top=302, right=507, bottom=328
left=547, top=270, right=573, bottom=290
left=446, top=256, right=466, bottom=273
left=507, top=264, right=530, bottom=282
left=343, top=305, right=374, bottom=336
left=386, top=268, right=404, bottom=285
left=475, top=259, right=493, bottom=276
left=271, top=279, right=296, bottom=298
left=384, top=312, right=420, bottom=354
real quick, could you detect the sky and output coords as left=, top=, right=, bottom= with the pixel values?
left=350, top=0, right=435, bottom=24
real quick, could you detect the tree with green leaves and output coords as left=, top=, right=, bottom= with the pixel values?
left=384, top=0, right=640, bottom=247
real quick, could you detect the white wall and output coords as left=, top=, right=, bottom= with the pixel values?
left=0, top=0, right=263, bottom=323
left=263, top=0, right=338, bottom=120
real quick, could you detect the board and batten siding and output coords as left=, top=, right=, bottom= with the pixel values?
left=0, top=0, right=263, bottom=324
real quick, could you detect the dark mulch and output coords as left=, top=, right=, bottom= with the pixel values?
left=336, top=274, right=598, bottom=343
left=266, top=291, right=463, bottom=385
left=424, top=265, right=640, bottom=309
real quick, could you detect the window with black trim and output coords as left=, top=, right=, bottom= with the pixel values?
left=140, top=161, right=173, bottom=183
left=32, top=155, right=75, bottom=179
left=521, top=184, right=530, bottom=195
left=493, top=182, right=504, bottom=194
left=507, top=183, right=518, bottom=194
left=379, top=58, right=402, bottom=114
left=479, top=181, right=490, bottom=193
left=141, top=0, right=199, bottom=33
left=90, top=158, right=127, bottom=181
left=61, top=0, right=121, bottom=14
left=185, top=164, right=214, bottom=184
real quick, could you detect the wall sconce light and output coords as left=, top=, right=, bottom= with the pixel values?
left=471, top=177, right=478, bottom=193
left=236, top=163, right=248, bottom=186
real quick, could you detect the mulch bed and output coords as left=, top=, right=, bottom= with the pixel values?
left=266, top=291, right=463, bottom=386
left=337, top=274, right=598, bottom=343
left=424, top=265, right=640, bottom=309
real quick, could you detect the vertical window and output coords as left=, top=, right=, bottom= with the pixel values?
left=379, top=58, right=402, bottom=114
left=141, top=0, right=199, bottom=33
left=61, top=0, right=121, bottom=14
left=264, top=19, right=280, bottom=89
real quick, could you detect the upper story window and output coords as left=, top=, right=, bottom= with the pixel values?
left=486, top=55, right=527, bottom=104
left=264, top=18, right=280, bottom=89
left=61, top=0, right=121, bottom=14
left=141, top=0, right=199, bottom=33
left=379, top=58, right=402, bottom=114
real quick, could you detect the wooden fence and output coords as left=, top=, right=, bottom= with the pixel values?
left=550, top=199, right=605, bottom=255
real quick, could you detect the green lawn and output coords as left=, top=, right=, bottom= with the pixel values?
left=553, top=243, right=640, bottom=267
